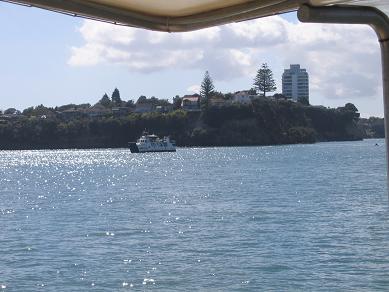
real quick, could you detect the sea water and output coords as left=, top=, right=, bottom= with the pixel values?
left=0, top=139, right=388, bottom=291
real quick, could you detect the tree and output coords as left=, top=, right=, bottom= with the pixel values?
left=23, top=107, right=34, bottom=116
left=248, top=88, right=257, bottom=95
left=298, top=96, right=310, bottom=105
left=200, top=71, right=215, bottom=108
left=173, top=95, right=182, bottom=110
left=99, top=93, right=111, bottom=108
left=136, top=95, right=147, bottom=104
left=111, top=88, right=122, bottom=106
left=339, top=103, right=359, bottom=120
left=150, top=96, right=158, bottom=105
left=125, top=100, right=135, bottom=108
left=4, top=108, right=18, bottom=115
left=224, top=92, right=233, bottom=100
left=253, top=63, right=277, bottom=97
left=344, top=103, right=358, bottom=113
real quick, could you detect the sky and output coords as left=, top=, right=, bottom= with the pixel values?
left=0, top=2, right=384, bottom=117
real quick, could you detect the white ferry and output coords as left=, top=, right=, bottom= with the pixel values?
left=129, top=132, right=176, bottom=153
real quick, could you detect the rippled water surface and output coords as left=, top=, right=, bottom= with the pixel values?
left=1, top=139, right=389, bottom=291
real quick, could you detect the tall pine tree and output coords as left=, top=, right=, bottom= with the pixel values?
left=111, top=88, right=122, bottom=106
left=253, top=63, right=277, bottom=97
left=99, top=93, right=111, bottom=108
left=200, top=71, right=215, bottom=108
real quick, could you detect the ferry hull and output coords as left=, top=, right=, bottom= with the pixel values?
left=128, top=142, right=140, bottom=153
left=139, top=149, right=176, bottom=153
left=128, top=142, right=176, bottom=153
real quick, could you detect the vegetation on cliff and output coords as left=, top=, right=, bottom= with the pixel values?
left=0, top=97, right=363, bottom=150
left=358, top=117, right=385, bottom=138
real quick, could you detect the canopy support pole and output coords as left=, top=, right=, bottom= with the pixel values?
left=298, top=4, right=389, bottom=192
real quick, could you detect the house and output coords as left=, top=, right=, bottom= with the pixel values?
left=84, top=104, right=110, bottom=118
left=209, top=97, right=227, bottom=107
left=181, top=95, right=200, bottom=111
left=232, top=91, right=253, bottom=105
left=112, top=107, right=132, bottom=117
left=272, top=93, right=288, bottom=100
left=155, top=105, right=173, bottom=113
left=59, top=109, right=86, bottom=120
left=1, top=109, right=23, bottom=120
left=134, top=103, right=154, bottom=113
left=1, top=114, right=23, bottom=120
left=3, top=108, right=21, bottom=115
left=208, top=93, right=232, bottom=107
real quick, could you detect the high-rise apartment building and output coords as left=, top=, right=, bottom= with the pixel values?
left=282, top=64, right=309, bottom=103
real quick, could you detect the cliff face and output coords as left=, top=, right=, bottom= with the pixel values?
left=0, top=98, right=363, bottom=150
left=358, top=117, right=385, bottom=139
left=189, top=98, right=362, bottom=146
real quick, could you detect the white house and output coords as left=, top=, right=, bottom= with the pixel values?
left=182, top=95, right=200, bottom=111
left=232, top=91, right=255, bottom=105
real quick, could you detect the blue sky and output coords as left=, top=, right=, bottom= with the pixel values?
left=0, top=2, right=383, bottom=117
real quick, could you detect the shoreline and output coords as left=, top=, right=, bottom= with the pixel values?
left=1, top=101, right=381, bottom=151
left=0, top=137, right=379, bottom=152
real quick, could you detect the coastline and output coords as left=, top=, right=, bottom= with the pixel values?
left=0, top=137, right=370, bottom=151
left=0, top=99, right=382, bottom=151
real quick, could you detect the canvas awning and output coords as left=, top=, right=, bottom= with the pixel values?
left=2, top=0, right=388, bottom=32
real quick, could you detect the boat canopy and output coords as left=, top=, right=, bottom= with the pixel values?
left=3, top=0, right=388, bottom=32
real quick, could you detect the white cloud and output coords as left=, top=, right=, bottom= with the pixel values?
left=187, top=84, right=200, bottom=94
left=68, top=43, right=105, bottom=66
left=69, top=16, right=381, bottom=104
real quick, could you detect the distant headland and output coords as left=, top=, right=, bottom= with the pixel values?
left=0, top=69, right=384, bottom=150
